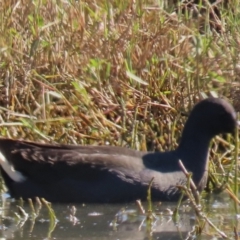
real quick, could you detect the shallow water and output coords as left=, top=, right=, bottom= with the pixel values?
left=0, top=192, right=239, bottom=240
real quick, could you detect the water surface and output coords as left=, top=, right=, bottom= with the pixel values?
left=0, top=192, right=238, bottom=240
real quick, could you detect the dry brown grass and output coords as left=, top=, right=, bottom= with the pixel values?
left=0, top=0, right=239, bottom=158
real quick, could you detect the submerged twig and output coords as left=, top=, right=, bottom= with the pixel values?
left=178, top=160, right=228, bottom=239
left=178, top=160, right=200, bottom=205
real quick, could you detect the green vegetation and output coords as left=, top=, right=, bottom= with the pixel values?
left=0, top=1, right=238, bottom=145
left=0, top=0, right=238, bottom=149
left=0, top=0, right=239, bottom=195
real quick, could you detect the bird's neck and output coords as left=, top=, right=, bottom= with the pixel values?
left=176, top=128, right=213, bottom=183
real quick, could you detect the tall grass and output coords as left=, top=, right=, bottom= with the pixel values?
left=0, top=0, right=239, bottom=189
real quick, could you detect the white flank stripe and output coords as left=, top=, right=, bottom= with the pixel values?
left=0, top=151, right=26, bottom=182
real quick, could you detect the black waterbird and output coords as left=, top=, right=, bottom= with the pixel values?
left=0, top=97, right=237, bottom=203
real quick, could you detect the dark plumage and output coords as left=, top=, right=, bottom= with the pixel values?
left=0, top=97, right=237, bottom=203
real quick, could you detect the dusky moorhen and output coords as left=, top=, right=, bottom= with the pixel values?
left=0, top=97, right=237, bottom=203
